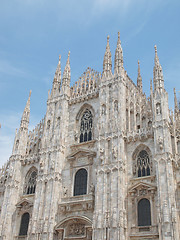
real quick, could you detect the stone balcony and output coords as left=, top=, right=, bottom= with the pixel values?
left=125, top=127, right=153, bottom=142
left=130, top=225, right=159, bottom=239
left=58, top=194, right=94, bottom=214
left=15, top=236, right=27, bottom=240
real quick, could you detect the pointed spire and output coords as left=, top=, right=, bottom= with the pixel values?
left=102, top=35, right=112, bottom=78
left=114, top=32, right=123, bottom=75
left=174, top=88, right=179, bottom=114
left=150, top=78, right=153, bottom=101
left=153, top=45, right=164, bottom=92
left=51, top=55, right=61, bottom=96
left=55, top=54, right=61, bottom=84
left=20, top=91, right=31, bottom=130
left=62, top=51, right=71, bottom=85
left=137, top=60, right=142, bottom=91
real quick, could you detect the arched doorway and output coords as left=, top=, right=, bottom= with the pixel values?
left=55, top=216, right=92, bottom=240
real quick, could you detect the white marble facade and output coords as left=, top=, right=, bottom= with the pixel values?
left=0, top=33, right=180, bottom=240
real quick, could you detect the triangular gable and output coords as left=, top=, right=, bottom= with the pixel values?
left=129, top=181, right=156, bottom=193
left=67, top=148, right=96, bottom=160
left=16, top=198, right=33, bottom=208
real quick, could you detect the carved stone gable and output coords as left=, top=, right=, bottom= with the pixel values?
left=16, top=198, right=33, bottom=215
left=129, top=182, right=156, bottom=198
left=67, top=149, right=96, bottom=167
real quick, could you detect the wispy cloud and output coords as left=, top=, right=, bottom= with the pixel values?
left=0, top=59, right=26, bottom=77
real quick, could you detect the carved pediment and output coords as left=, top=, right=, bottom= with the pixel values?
left=16, top=198, right=33, bottom=215
left=67, top=149, right=96, bottom=168
left=16, top=198, right=33, bottom=208
left=67, top=149, right=96, bottom=161
left=129, top=182, right=156, bottom=197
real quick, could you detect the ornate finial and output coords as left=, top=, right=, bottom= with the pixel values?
left=66, top=51, right=70, bottom=65
left=138, top=60, right=140, bottom=73
left=154, top=45, right=158, bottom=61
left=29, top=90, right=32, bottom=98
left=118, top=32, right=120, bottom=39
left=59, top=55, right=61, bottom=62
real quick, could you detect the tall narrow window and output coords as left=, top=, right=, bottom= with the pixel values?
left=137, top=150, right=150, bottom=177
left=138, top=198, right=151, bottom=226
left=74, top=168, right=87, bottom=196
left=80, top=110, right=93, bottom=143
left=19, top=212, right=30, bottom=236
left=25, top=170, right=37, bottom=195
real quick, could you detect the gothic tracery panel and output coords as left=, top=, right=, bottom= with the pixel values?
left=80, top=109, right=93, bottom=143
left=136, top=150, right=151, bottom=177
left=24, top=169, right=37, bottom=195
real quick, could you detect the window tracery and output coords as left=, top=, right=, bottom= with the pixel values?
left=136, top=150, right=151, bottom=177
left=79, top=109, right=93, bottom=143
left=24, top=170, right=37, bottom=195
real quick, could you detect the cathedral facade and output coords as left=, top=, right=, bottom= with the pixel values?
left=0, top=33, right=180, bottom=240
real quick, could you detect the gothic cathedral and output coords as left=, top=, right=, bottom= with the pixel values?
left=0, top=33, right=180, bottom=240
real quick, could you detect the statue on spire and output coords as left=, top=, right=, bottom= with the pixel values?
left=137, top=60, right=142, bottom=92
left=102, top=35, right=112, bottom=78
left=114, top=32, right=123, bottom=75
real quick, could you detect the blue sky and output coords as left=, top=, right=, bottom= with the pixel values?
left=0, top=0, right=180, bottom=167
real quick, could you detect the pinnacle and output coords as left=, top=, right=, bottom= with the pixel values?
left=114, top=32, right=123, bottom=75
left=29, top=90, right=32, bottom=98
left=154, top=45, right=157, bottom=52
left=62, top=51, right=71, bottom=83
left=106, top=35, right=110, bottom=50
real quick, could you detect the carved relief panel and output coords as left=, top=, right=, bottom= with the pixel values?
left=55, top=217, right=92, bottom=240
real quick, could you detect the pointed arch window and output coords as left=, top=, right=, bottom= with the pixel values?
left=19, top=212, right=30, bottom=236
left=137, top=150, right=151, bottom=177
left=74, top=168, right=87, bottom=196
left=24, top=170, right=37, bottom=195
left=80, top=109, right=93, bottom=143
left=138, top=198, right=151, bottom=226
